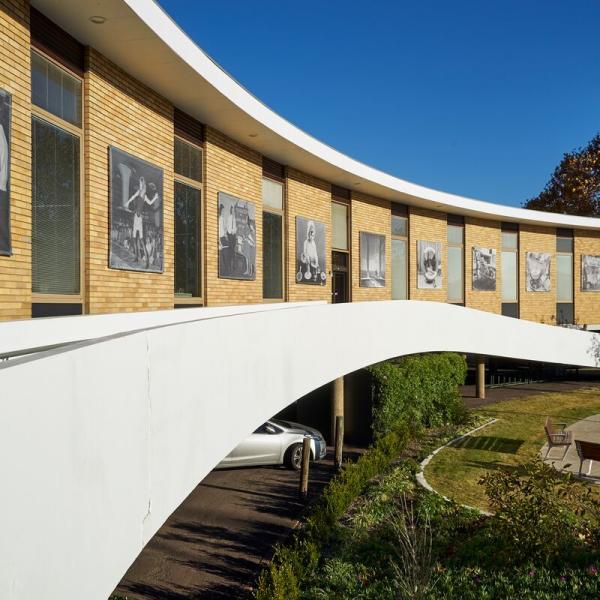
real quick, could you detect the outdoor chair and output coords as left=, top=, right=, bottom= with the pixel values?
left=575, top=439, right=600, bottom=477
left=543, top=416, right=572, bottom=460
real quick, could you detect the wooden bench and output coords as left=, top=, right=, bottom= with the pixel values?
left=543, top=416, right=572, bottom=460
left=575, top=439, right=600, bottom=477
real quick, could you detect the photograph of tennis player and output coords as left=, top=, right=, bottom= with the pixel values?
left=417, top=240, right=442, bottom=288
left=0, top=89, right=11, bottom=256
left=359, top=231, right=386, bottom=288
left=295, top=216, right=326, bottom=285
left=109, top=146, right=164, bottom=273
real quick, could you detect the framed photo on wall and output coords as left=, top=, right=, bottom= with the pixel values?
left=0, top=88, right=11, bottom=256
left=359, top=231, right=386, bottom=288
left=472, top=247, right=497, bottom=291
left=218, top=192, right=256, bottom=280
left=582, top=255, right=600, bottom=291
left=109, top=146, right=164, bottom=273
left=526, top=252, right=551, bottom=292
left=295, top=216, right=326, bottom=285
left=417, top=240, right=442, bottom=288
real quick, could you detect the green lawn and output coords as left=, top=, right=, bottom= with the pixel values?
left=425, top=387, right=600, bottom=511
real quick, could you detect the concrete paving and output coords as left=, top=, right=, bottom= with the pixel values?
left=542, top=413, right=600, bottom=481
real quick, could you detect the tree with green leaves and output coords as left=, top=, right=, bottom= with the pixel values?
left=524, top=133, right=600, bottom=216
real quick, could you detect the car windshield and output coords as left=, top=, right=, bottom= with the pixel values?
left=271, top=419, right=294, bottom=429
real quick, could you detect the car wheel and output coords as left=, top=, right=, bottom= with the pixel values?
left=285, top=443, right=304, bottom=470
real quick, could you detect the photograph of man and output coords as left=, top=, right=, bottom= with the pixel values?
left=218, top=192, right=256, bottom=280
left=526, top=252, right=551, bottom=292
left=295, top=216, right=326, bottom=285
left=109, top=146, right=164, bottom=272
left=0, top=89, right=11, bottom=255
left=417, top=240, right=442, bottom=289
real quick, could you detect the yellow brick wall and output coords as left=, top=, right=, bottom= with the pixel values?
left=84, top=48, right=174, bottom=314
left=519, top=224, right=557, bottom=323
left=408, top=207, right=447, bottom=302
left=351, top=191, right=391, bottom=301
left=465, top=217, right=502, bottom=313
left=286, top=168, right=331, bottom=303
left=204, top=126, right=262, bottom=305
left=0, top=0, right=30, bottom=320
left=574, top=229, right=600, bottom=325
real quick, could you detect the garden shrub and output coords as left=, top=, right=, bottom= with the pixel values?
left=254, top=425, right=412, bottom=599
left=369, top=353, right=467, bottom=437
left=479, top=458, right=595, bottom=565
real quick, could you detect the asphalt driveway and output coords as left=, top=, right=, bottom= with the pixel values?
left=112, top=451, right=347, bottom=599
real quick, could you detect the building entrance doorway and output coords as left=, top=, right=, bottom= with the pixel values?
left=332, top=251, right=349, bottom=303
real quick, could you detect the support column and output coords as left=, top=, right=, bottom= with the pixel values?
left=331, top=376, right=344, bottom=444
left=476, top=356, right=486, bottom=400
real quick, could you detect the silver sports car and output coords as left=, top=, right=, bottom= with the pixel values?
left=216, top=419, right=327, bottom=470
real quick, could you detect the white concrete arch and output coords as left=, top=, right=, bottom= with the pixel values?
left=0, top=301, right=599, bottom=599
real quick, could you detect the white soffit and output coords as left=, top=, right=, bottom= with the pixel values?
left=31, top=0, right=600, bottom=230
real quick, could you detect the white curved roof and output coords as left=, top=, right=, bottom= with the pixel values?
left=32, top=0, right=600, bottom=230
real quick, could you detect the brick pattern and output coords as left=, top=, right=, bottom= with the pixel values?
left=408, top=207, right=447, bottom=302
left=286, top=168, right=331, bottom=303
left=519, top=224, right=557, bottom=323
left=84, top=48, right=174, bottom=314
left=204, top=126, right=262, bottom=305
left=0, top=0, right=30, bottom=320
left=465, top=217, right=502, bottom=313
left=574, top=229, right=600, bottom=325
left=351, top=191, right=391, bottom=301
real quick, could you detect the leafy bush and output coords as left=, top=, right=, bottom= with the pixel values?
left=254, top=426, right=412, bottom=599
left=479, top=459, right=596, bottom=564
left=369, top=353, right=468, bottom=437
left=432, top=565, right=600, bottom=599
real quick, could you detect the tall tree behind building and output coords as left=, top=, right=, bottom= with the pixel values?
left=523, top=133, right=600, bottom=216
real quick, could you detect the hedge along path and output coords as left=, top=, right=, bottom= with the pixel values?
left=424, top=388, right=600, bottom=511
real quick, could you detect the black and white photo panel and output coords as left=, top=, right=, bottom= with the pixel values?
left=417, top=240, right=442, bottom=289
left=295, top=216, right=326, bottom=285
left=582, top=255, right=600, bottom=291
left=218, top=192, right=256, bottom=280
left=526, top=252, right=551, bottom=292
left=472, top=246, right=497, bottom=291
left=0, top=89, right=11, bottom=256
left=360, top=231, right=386, bottom=288
left=109, top=146, right=164, bottom=273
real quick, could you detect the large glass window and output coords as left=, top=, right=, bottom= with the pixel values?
left=332, top=202, right=348, bottom=251
left=263, top=177, right=284, bottom=299
left=31, top=51, right=82, bottom=127
left=447, top=223, right=464, bottom=303
left=501, top=228, right=519, bottom=317
left=174, top=137, right=202, bottom=299
left=175, top=182, right=200, bottom=297
left=174, top=137, right=202, bottom=182
left=391, top=214, right=408, bottom=300
left=32, top=117, right=80, bottom=294
left=556, top=231, right=574, bottom=324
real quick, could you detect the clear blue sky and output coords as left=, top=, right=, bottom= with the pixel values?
left=159, top=0, right=600, bottom=208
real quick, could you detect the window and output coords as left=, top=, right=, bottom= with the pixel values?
left=31, top=50, right=82, bottom=127
left=501, top=225, right=519, bottom=318
left=262, top=175, right=284, bottom=299
left=332, top=202, right=348, bottom=251
left=31, top=51, right=82, bottom=301
left=391, top=211, right=408, bottom=300
left=447, top=221, right=464, bottom=303
left=556, top=229, right=574, bottom=324
left=174, top=137, right=202, bottom=300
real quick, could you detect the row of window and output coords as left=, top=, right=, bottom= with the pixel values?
left=26, top=49, right=579, bottom=323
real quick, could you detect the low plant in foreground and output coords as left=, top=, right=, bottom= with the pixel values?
left=480, top=458, right=600, bottom=564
